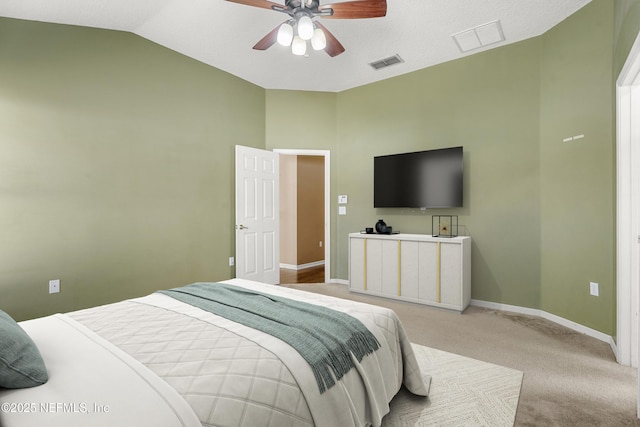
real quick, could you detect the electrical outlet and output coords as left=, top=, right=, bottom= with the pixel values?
left=229, top=256, right=235, bottom=267
left=590, top=282, right=599, bottom=297
left=49, top=279, right=60, bottom=294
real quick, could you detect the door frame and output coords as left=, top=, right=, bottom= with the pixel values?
left=274, top=149, right=331, bottom=284
left=617, top=31, right=640, bottom=369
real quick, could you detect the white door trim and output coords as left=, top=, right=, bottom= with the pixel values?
left=617, top=31, right=640, bottom=369
left=274, top=149, right=331, bottom=284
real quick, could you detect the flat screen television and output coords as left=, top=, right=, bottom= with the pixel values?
left=374, top=146, right=463, bottom=208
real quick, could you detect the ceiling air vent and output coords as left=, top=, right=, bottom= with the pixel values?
left=452, top=20, right=505, bottom=53
left=369, top=54, right=404, bottom=70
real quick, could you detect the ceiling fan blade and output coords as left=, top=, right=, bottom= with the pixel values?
left=226, top=0, right=284, bottom=11
left=315, top=22, right=345, bottom=57
left=253, top=25, right=281, bottom=50
left=318, top=0, right=387, bottom=19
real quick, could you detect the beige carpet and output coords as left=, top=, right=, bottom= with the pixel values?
left=383, top=343, right=522, bottom=426
left=282, top=282, right=639, bottom=426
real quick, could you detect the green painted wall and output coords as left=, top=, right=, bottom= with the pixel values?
left=335, top=39, right=542, bottom=309
left=0, top=18, right=265, bottom=321
left=539, top=1, right=615, bottom=334
left=615, top=0, right=640, bottom=75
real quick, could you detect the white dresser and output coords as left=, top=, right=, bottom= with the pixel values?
left=348, top=233, right=471, bottom=312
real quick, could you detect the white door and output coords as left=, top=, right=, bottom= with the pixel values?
left=235, top=145, right=279, bottom=284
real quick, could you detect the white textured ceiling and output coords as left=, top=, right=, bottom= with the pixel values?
left=0, top=0, right=592, bottom=92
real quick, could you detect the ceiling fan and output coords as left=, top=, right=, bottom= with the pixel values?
left=226, top=0, right=387, bottom=57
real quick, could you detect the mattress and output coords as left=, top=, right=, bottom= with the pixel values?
left=0, top=279, right=429, bottom=427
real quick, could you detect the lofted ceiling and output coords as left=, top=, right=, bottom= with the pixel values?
left=0, top=0, right=592, bottom=92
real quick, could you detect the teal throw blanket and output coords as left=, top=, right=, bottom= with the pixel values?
left=158, top=282, right=380, bottom=393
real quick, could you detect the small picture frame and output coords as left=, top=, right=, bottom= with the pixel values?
left=432, top=215, right=458, bottom=238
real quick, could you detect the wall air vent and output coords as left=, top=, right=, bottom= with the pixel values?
left=369, top=54, right=404, bottom=70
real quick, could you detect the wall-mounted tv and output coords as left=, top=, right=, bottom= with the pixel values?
left=374, top=146, right=463, bottom=208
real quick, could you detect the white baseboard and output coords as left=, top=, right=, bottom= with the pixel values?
left=280, top=261, right=325, bottom=271
left=311, top=283, right=618, bottom=359
left=471, top=299, right=617, bottom=357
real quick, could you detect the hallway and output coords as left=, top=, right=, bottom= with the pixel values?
left=279, top=265, right=325, bottom=284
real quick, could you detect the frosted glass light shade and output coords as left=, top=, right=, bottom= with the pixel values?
left=297, top=16, right=314, bottom=40
left=311, top=28, right=326, bottom=50
left=291, top=35, right=306, bottom=56
left=277, top=23, right=294, bottom=46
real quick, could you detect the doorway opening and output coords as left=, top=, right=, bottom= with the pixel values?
left=275, top=149, right=330, bottom=284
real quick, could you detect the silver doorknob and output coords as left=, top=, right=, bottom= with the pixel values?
left=236, top=224, right=249, bottom=230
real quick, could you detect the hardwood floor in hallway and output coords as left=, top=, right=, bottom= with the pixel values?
left=279, top=265, right=325, bottom=284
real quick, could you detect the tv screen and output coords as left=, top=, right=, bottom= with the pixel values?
left=374, top=146, right=463, bottom=208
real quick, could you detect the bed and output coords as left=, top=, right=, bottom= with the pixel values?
left=0, top=278, right=430, bottom=427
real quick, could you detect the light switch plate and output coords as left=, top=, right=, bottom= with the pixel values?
left=338, top=195, right=348, bottom=204
left=339, top=206, right=347, bottom=215
left=590, top=282, right=599, bottom=297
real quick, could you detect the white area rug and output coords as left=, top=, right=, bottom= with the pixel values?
left=382, top=343, right=523, bottom=426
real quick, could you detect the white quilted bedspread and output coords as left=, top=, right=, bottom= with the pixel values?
left=0, top=314, right=202, bottom=427
left=69, top=279, right=428, bottom=427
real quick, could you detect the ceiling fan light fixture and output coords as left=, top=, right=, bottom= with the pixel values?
left=291, top=35, right=307, bottom=56
left=297, top=16, right=314, bottom=40
left=234, top=0, right=388, bottom=59
left=277, top=22, right=294, bottom=46
left=311, top=27, right=326, bottom=50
